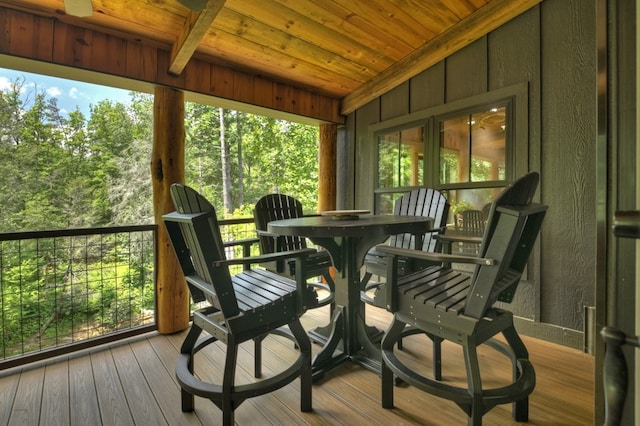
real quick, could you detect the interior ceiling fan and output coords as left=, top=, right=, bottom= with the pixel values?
left=63, top=0, right=208, bottom=17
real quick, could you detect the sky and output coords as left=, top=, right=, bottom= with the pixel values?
left=0, top=67, right=133, bottom=118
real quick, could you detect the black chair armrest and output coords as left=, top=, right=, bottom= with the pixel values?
left=223, top=237, right=260, bottom=248
left=223, top=237, right=259, bottom=256
left=375, top=244, right=494, bottom=266
left=435, top=234, right=483, bottom=245
left=256, top=229, right=279, bottom=239
left=214, top=248, right=315, bottom=268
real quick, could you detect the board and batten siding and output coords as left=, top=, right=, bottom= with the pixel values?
left=345, top=1, right=597, bottom=349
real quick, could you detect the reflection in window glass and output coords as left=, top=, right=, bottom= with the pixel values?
left=443, top=187, right=504, bottom=227
left=378, top=126, right=424, bottom=189
left=440, top=107, right=506, bottom=184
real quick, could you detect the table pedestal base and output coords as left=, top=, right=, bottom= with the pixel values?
left=309, top=305, right=385, bottom=382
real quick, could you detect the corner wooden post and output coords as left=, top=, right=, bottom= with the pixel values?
left=318, top=123, right=337, bottom=212
left=152, top=87, right=189, bottom=334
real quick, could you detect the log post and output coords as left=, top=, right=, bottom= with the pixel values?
left=318, top=123, right=337, bottom=212
left=318, top=123, right=338, bottom=283
left=151, top=86, right=189, bottom=334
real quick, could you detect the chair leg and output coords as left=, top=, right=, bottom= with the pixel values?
left=289, top=318, right=312, bottom=412
left=222, top=339, right=239, bottom=426
left=431, top=334, right=443, bottom=381
left=381, top=317, right=405, bottom=408
left=181, top=387, right=195, bottom=413
left=180, top=324, right=203, bottom=412
left=462, top=338, right=483, bottom=426
left=381, top=356, right=395, bottom=409
left=323, top=271, right=336, bottom=316
left=502, top=325, right=531, bottom=422
left=254, top=334, right=266, bottom=378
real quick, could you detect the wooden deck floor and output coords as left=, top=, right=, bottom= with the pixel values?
left=0, top=305, right=594, bottom=425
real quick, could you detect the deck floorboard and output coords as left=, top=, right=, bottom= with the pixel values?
left=0, top=305, right=594, bottom=425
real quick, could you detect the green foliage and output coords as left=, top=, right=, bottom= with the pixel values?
left=0, top=74, right=321, bottom=357
left=185, top=103, right=320, bottom=215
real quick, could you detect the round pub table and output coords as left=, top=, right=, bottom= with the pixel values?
left=268, top=213, right=432, bottom=381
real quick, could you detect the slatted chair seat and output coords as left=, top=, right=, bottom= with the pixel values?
left=378, top=172, right=547, bottom=426
left=163, top=184, right=312, bottom=426
left=361, top=187, right=450, bottom=308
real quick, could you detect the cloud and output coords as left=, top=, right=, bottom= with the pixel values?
left=0, top=76, right=29, bottom=94
left=68, top=87, right=81, bottom=99
left=46, top=86, right=62, bottom=97
left=0, top=76, right=11, bottom=91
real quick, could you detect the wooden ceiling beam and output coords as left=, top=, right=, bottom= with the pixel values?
left=340, top=0, right=543, bottom=115
left=169, top=0, right=226, bottom=76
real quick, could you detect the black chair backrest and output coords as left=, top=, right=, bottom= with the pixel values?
left=163, top=183, right=239, bottom=318
left=460, top=209, right=485, bottom=236
left=254, top=193, right=307, bottom=253
left=389, top=188, right=450, bottom=252
left=463, top=172, right=546, bottom=318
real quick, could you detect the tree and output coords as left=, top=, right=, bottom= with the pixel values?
left=220, top=107, right=232, bottom=215
left=107, top=93, right=154, bottom=225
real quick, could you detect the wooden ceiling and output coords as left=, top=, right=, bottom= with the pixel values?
left=0, top=0, right=540, bottom=115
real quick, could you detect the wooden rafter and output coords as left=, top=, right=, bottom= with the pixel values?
left=169, top=0, right=226, bottom=76
left=340, top=0, right=543, bottom=115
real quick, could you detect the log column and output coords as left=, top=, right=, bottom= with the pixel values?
left=151, top=86, right=189, bottom=334
left=318, top=123, right=337, bottom=212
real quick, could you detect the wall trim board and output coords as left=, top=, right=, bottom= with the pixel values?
left=514, top=317, right=585, bottom=351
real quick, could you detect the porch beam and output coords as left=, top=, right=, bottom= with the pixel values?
left=152, top=86, right=189, bottom=334
left=340, top=0, right=542, bottom=115
left=169, top=0, right=226, bottom=75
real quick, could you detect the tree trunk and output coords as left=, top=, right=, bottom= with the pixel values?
left=220, top=107, right=232, bottom=214
left=151, top=87, right=188, bottom=334
left=237, top=111, right=244, bottom=206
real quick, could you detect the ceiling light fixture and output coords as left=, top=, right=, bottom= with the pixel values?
left=64, top=0, right=93, bottom=17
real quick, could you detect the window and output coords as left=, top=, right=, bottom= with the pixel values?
left=370, top=84, right=527, bottom=219
left=438, top=104, right=509, bottom=223
left=378, top=125, right=424, bottom=188
left=375, top=124, right=425, bottom=213
left=439, top=106, right=506, bottom=184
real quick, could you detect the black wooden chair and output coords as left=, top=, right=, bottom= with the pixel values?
left=163, top=184, right=312, bottom=426
left=360, top=187, right=450, bottom=308
left=254, top=193, right=335, bottom=314
left=458, top=209, right=486, bottom=254
left=377, top=172, right=546, bottom=425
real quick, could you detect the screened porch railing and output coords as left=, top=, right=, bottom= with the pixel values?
left=0, top=218, right=257, bottom=370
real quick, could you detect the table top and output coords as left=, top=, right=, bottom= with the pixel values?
left=267, top=214, right=432, bottom=238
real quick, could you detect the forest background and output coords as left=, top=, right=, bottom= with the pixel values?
left=0, top=75, right=320, bottom=357
left=0, top=76, right=321, bottom=233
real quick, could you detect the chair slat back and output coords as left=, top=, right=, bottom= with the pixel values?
left=463, top=172, right=547, bottom=318
left=460, top=209, right=485, bottom=237
left=254, top=193, right=307, bottom=253
left=390, top=188, right=449, bottom=252
left=163, top=184, right=239, bottom=318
